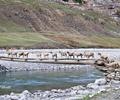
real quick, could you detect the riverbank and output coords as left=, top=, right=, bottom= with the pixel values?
left=0, top=62, right=120, bottom=100
left=0, top=78, right=120, bottom=100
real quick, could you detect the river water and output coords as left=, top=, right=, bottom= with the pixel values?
left=0, top=65, right=103, bottom=95
left=0, top=49, right=120, bottom=95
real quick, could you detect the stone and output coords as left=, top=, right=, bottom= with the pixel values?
left=108, top=67, right=115, bottom=72
left=95, top=78, right=107, bottom=85
left=87, top=83, right=99, bottom=89
left=10, top=95, right=19, bottom=100
left=51, top=89, right=58, bottom=92
left=110, top=80, right=120, bottom=84
left=95, top=60, right=105, bottom=66
left=71, top=85, right=85, bottom=90
left=114, top=77, right=120, bottom=81
left=107, top=72, right=115, bottom=79
left=115, top=68, right=120, bottom=72
left=22, top=90, right=30, bottom=95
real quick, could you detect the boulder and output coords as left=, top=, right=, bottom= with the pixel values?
left=95, top=60, right=105, bottom=66
left=71, top=85, right=85, bottom=90
left=115, top=68, right=120, bottom=72
left=107, top=72, right=115, bottom=80
left=22, top=90, right=30, bottom=95
left=110, top=80, right=120, bottom=85
left=87, top=83, right=99, bottom=89
left=95, top=78, right=107, bottom=86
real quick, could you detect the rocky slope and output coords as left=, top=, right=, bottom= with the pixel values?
left=0, top=0, right=120, bottom=48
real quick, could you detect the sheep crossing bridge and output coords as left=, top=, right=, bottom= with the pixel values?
left=0, top=56, right=95, bottom=65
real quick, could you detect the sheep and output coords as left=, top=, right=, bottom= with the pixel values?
left=59, top=51, right=68, bottom=57
left=43, top=53, right=49, bottom=59
left=36, top=53, right=42, bottom=59
left=52, top=53, right=58, bottom=61
left=6, top=48, right=18, bottom=58
left=67, top=51, right=75, bottom=59
left=18, top=52, right=29, bottom=58
left=12, top=52, right=18, bottom=58
left=84, top=51, right=94, bottom=59
left=74, top=52, right=83, bottom=58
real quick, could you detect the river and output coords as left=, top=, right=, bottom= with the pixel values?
left=0, top=48, right=120, bottom=95
left=0, top=65, right=103, bottom=95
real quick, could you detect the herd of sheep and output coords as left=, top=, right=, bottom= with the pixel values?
left=6, top=48, right=95, bottom=60
left=3, top=48, right=120, bottom=67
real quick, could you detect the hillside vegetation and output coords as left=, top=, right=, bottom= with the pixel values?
left=0, top=0, right=120, bottom=48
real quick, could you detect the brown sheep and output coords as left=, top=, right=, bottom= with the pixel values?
left=19, top=52, right=29, bottom=58
left=74, top=52, right=83, bottom=58
left=84, top=51, right=94, bottom=59
left=67, top=51, right=75, bottom=59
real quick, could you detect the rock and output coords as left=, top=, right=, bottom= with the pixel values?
left=95, top=60, right=105, bottom=66
left=57, top=89, right=63, bottom=93
left=71, top=85, right=85, bottom=90
left=95, top=78, right=107, bottom=86
left=10, top=95, right=19, bottom=100
left=87, top=83, right=99, bottom=89
left=115, top=68, right=120, bottom=72
left=64, top=89, right=71, bottom=93
left=114, top=77, right=120, bottom=81
left=10, top=92, right=19, bottom=100
left=69, top=90, right=77, bottom=95
left=51, top=89, right=58, bottom=92
left=107, top=72, right=115, bottom=79
left=22, top=90, right=30, bottom=95
left=116, top=72, right=120, bottom=79
left=110, top=80, right=120, bottom=84
left=106, top=78, right=111, bottom=82
left=107, top=67, right=115, bottom=72
left=10, top=92, right=15, bottom=96
left=19, top=90, right=31, bottom=99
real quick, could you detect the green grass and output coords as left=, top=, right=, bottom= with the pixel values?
left=0, top=0, right=119, bottom=48
left=0, top=0, right=34, bottom=4
left=81, top=95, right=91, bottom=100
left=1, top=32, right=120, bottom=48
left=0, top=19, right=31, bottom=32
left=0, top=32, right=52, bottom=47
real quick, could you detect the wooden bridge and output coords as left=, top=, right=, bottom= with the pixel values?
left=0, top=56, right=95, bottom=65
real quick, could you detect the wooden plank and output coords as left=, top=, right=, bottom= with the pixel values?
left=0, top=56, right=95, bottom=60
left=0, top=56, right=95, bottom=65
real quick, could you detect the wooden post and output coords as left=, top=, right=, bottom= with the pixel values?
left=25, top=59, right=27, bottom=62
left=10, top=58, right=13, bottom=61
left=55, top=59, right=57, bottom=62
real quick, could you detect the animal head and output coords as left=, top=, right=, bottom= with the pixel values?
left=67, top=51, right=69, bottom=53
left=49, top=51, right=53, bottom=54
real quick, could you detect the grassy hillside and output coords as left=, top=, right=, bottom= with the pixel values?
left=0, top=0, right=120, bottom=48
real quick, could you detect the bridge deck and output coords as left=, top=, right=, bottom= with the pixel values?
left=0, top=56, right=95, bottom=65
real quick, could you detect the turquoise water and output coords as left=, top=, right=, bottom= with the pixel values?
left=0, top=65, right=103, bottom=95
